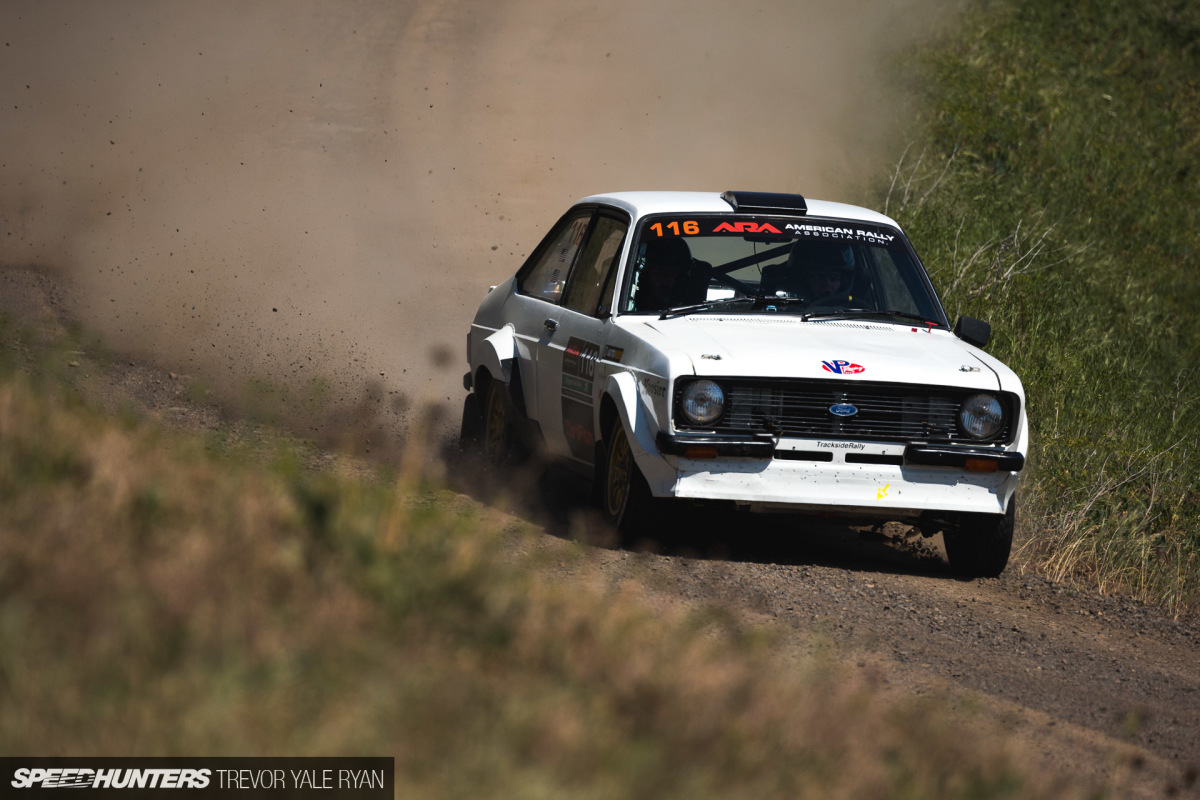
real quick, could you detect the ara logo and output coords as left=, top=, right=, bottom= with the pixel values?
left=822, top=359, right=865, bottom=375
left=713, top=221, right=782, bottom=234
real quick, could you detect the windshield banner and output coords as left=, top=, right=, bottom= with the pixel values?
left=644, top=216, right=898, bottom=246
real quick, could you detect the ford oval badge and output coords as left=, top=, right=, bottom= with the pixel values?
left=829, top=403, right=858, bottom=417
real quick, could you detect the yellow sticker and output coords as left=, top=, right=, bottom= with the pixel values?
left=877, top=483, right=890, bottom=500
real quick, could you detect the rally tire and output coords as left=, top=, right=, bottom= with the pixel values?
left=597, top=420, right=655, bottom=539
left=944, top=496, right=1015, bottom=578
left=482, top=380, right=527, bottom=467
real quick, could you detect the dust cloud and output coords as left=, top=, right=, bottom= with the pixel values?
left=0, top=0, right=950, bottom=448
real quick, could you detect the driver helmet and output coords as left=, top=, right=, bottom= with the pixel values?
left=635, top=237, right=693, bottom=310
left=786, top=240, right=854, bottom=297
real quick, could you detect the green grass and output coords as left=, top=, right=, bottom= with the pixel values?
left=877, top=0, right=1200, bottom=614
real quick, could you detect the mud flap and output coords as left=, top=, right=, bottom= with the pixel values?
left=459, top=392, right=482, bottom=450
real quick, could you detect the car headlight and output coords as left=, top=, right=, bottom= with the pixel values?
left=680, top=380, right=725, bottom=426
left=959, top=393, right=1004, bottom=439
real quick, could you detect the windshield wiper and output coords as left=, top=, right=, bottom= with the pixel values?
left=662, top=294, right=856, bottom=320
left=802, top=309, right=941, bottom=325
left=661, top=298, right=937, bottom=322
left=658, top=295, right=762, bottom=319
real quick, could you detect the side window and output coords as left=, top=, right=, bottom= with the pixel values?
left=516, top=211, right=593, bottom=303
left=561, top=215, right=628, bottom=316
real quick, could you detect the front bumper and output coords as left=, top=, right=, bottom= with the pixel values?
left=645, top=434, right=1022, bottom=515
left=655, top=431, right=775, bottom=458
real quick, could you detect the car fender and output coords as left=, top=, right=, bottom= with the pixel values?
left=479, top=324, right=517, bottom=385
left=602, top=370, right=677, bottom=494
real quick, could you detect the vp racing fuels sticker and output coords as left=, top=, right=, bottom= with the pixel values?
left=821, top=359, right=865, bottom=375
left=561, top=337, right=600, bottom=461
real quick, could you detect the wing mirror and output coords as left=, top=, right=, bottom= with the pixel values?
left=953, top=316, right=991, bottom=348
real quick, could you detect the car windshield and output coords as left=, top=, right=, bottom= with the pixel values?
left=619, top=214, right=947, bottom=325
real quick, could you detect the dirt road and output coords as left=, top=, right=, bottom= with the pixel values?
left=631, top=530, right=1200, bottom=789
left=3, top=1, right=1199, bottom=795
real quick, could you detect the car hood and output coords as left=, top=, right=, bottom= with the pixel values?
left=640, top=315, right=1003, bottom=390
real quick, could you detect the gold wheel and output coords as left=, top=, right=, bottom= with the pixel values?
left=605, top=425, right=633, bottom=520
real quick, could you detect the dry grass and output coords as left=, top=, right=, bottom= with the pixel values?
left=1019, top=442, right=1200, bottom=613
left=0, top=342, right=1079, bottom=797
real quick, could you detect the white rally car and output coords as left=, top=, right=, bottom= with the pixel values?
left=461, top=191, right=1027, bottom=576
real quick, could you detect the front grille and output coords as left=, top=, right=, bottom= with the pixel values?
left=676, top=378, right=1017, bottom=444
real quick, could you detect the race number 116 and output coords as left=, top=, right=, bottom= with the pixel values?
left=649, top=221, right=699, bottom=236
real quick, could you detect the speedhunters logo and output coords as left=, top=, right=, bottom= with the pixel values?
left=2, top=758, right=392, bottom=797
left=12, top=768, right=211, bottom=789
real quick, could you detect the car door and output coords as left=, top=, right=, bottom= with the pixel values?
left=535, top=210, right=629, bottom=463
left=505, top=208, right=595, bottom=426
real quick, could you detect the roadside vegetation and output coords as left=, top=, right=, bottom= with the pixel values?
left=0, top=313, right=1071, bottom=796
left=882, top=0, right=1200, bottom=614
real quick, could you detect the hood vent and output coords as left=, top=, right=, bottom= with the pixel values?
left=720, top=190, right=807, bottom=215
